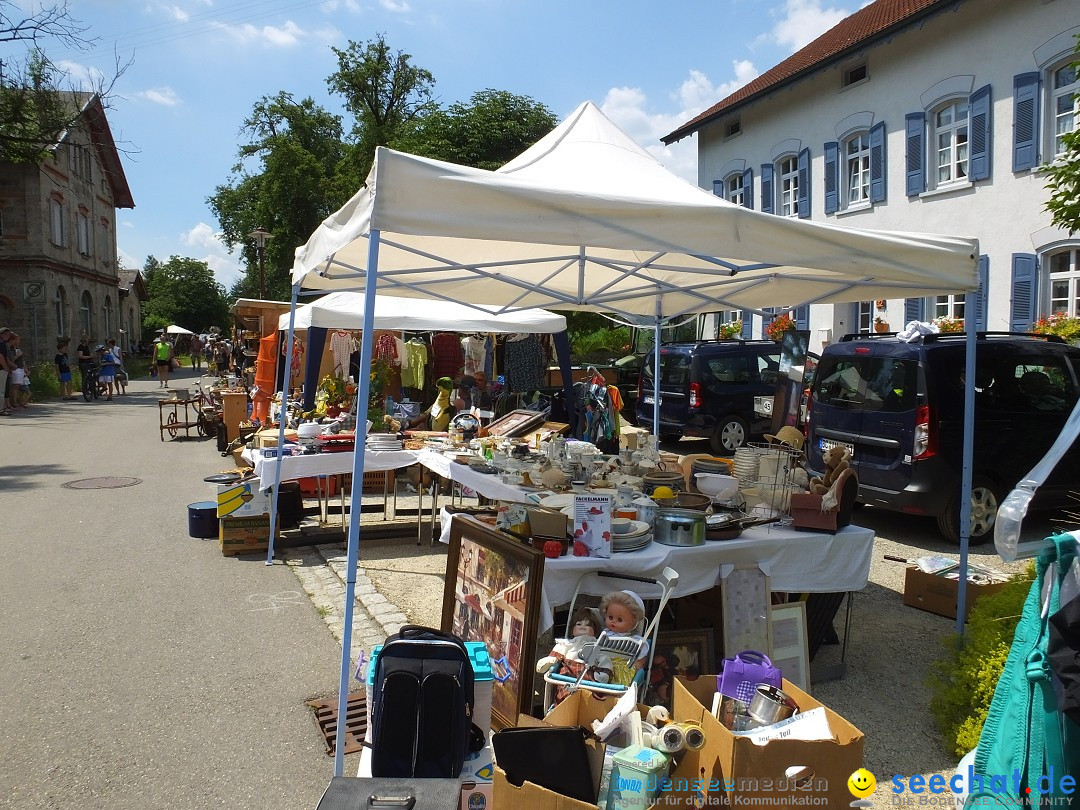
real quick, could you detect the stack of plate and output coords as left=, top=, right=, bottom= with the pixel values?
left=367, top=435, right=403, bottom=451
left=612, top=520, right=652, bottom=553
left=690, top=456, right=733, bottom=492
left=732, top=447, right=761, bottom=486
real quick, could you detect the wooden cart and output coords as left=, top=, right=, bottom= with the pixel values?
left=158, top=397, right=201, bottom=441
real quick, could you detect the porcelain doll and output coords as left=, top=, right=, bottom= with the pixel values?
left=599, top=589, right=649, bottom=686
left=536, top=608, right=613, bottom=703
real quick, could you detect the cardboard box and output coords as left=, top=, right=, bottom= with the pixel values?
left=903, top=566, right=1008, bottom=621
left=219, top=515, right=278, bottom=556
left=670, top=676, right=864, bottom=808
left=526, top=505, right=569, bottom=541
left=254, top=428, right=297, bottom=448
left=216, top=479, right=272, bottom=518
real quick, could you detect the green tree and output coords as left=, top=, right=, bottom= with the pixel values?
left=327, top=33, right=436, bottom=185
left=142, top=255, right=230, bottom=334
left=399, top=89, right=556, bottom=170
left=1044, top=37, right=1080, bottom=234
left=207, top=92, right=348, bottom=300
left=0, top=1, right=127, bottom=163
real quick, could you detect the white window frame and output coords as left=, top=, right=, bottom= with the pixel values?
left=777, top=155, right=799, bottom=217
left=725, top=173, right=744, bottom=206
left=49, top=198, right=65, bottom=246
left=1050, top=60, right=1079, bottom=159
left=1047, top=248, right=1080, bottom=317
left=933, top=294, right=966, bottom=320
left=932, top=98, right=969, bottom=187
left=77, top=211, right=90, bottom=256
left=80, top=291, right=93, bottom=337
left=844, top=131, right=871, bottom=207
left=857, top=301, right=873, bottom=333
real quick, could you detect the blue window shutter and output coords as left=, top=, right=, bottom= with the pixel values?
left=740, top=310, right=753, bottom=339
left=869, top=121, right=887, bottom=202
left=823, top=141, right=839, bottom=214
left=794, top=305, right=809, bottom=330
left=1013, top=72, right=1041, bottom=171
left=974, top=254, right=989, bottom=331
left=760, top=164, right=774, bottom=214
left=904, top=297, right=925, bottom=324
left=712, top=179, right=723, bottom=197
left=797, top=147, right=811, bottom=218
left=1010, top=253, right=1038, bottom=332
left=741, top=167, right=754, bottom=209
left=968, top=84, right=992, bottom=181
left=905, top=112, right=926, bottom=196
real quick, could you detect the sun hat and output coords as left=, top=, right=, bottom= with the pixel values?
left=763, top=424, right=805, bottom=451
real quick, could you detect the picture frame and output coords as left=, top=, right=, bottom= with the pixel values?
left=647, top=629, right=716, bottom=709
left=483, top=408, right=548, bottom=438
left=442, top=515, right=545, bottom=730
left=769, top=600, right=810, bottom=692
left=719, top=566, right=772, bottom=659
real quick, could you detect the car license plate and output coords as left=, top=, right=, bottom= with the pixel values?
left=642, top=395, right=661, bottom=405
left=819, top=437, right=854, bottom=456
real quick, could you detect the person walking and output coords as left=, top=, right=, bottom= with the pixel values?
left=154, top=336, right=174, bottom=388
left=108, top=339, right=127, bottom=395
left=190, top=334, right=203, bottom=370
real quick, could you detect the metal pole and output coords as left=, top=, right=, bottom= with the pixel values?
left=652, top=298, right=662, bottom=436
left=258, top=246, right=265, bottom=301
left=265, top=283, right=299, bottom=565
left=955, top=325, right=977, bottom=635
left=335, top=231, right=381, bottom=777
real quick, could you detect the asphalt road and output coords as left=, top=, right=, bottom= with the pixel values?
left=0, top=368, right=350, bottom=809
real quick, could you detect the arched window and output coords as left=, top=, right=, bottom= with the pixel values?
left=55, top=285, right=67, bottom=337
left=80, top=290, right=93, bottom=337
left=932, top=98, right=969, bottom=186
left=844, top=132, right=871, bottom=205
left=724, top=173, right=744, bottom=206
left=777, top=155, right=799, bottom=217
left=1051, top=61, right=1079, bottom=158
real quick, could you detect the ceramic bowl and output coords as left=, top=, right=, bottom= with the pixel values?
left=611, top=518, right=632, bottom=534
left=694, top=473, right=739, bottom=500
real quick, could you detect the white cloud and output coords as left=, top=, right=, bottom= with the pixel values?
left=772, top=0, right=851, bottom=52
left=134, top=87, right=182, bottom=106
left=54, top=59, right=106, bottom=90
left=379, top=0, right=411, bottom=12
left=181, top=222, right=224, bottom=251
left=180, top=223, right=243, bottom=287
left=203, top=253, right=244, bottom=288
left=211, top=18, right=338, bottom=48
left=321, top=0, right=361, bottom=10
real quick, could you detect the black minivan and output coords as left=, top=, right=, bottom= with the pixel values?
left=806, top=332, right=1080, bottom=543
left=636, top=340, right=816, bottom=454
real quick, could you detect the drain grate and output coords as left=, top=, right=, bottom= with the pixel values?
left=62, top=477, right=143, bottom=490
left=307, top=691, right=367, bottom=756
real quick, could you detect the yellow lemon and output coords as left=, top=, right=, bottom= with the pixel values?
left=652, top=486, right=675, bottom=499
left=847, top=768, right=877, bottom=798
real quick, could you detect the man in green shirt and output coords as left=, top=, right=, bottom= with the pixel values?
left=155, top=337, right=174, bottom=388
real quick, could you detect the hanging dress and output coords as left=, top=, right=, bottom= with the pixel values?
left=329, top=330, right=354, bottom=377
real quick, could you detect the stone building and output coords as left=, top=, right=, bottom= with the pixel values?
left=0, top=92, right=135, bottom=362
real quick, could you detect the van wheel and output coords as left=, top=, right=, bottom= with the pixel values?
left=710, top=417, right=748, bottom=455
left=937, top=477, right=998, bottom=546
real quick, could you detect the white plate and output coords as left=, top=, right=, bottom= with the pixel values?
left=618, top=520, right=651, bottom=537
left=540, top=494, right=576, bottom=509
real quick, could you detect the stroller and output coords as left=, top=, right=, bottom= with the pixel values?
left=539, top=567, right=679, bottom=712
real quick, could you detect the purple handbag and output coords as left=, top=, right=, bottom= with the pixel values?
left=717, top=650, right=783, bottom=702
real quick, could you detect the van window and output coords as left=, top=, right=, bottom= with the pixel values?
left=758, top=352, right=782, bottom=385
left=706, top=355, right=750, bottom=383
left=1009, top=358, right=1077, bottom=413
left=939, top=352, right=1078, bottom=414
left=644, top=353, right=692, bottom=386
left=814, top=356, right=917, bottom=412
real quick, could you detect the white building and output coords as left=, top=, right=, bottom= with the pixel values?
left=664, top=0, right=1079, bottom=353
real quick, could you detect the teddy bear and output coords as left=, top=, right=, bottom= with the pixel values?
left=809, top=445, right=851, bottom=496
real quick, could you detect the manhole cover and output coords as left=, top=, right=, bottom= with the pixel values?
left=307, top=691, right=367, bottom=756
left=62, top=477, right=143, bottom=490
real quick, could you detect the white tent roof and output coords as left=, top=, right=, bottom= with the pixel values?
left=165, top=324, right=194, bottom=335
left=279, top=291, right=566, bottom=334
left=292, top=101, right=978, bottom=319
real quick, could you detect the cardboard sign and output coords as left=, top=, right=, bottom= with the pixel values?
left=216, top=479, right=271, bottom=518
left=571, top=494, right=612, bottom=558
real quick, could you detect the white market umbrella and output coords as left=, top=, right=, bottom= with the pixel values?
left=165, top=324, right=194, bottom=335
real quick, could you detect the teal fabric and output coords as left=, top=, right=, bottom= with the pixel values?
left=967, top=534, right=1079, bottom=806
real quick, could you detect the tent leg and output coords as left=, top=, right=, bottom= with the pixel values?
left=652, top=305, right=662, bottom=437
left=955, top=326, right=977, bottom=635
left=266, top=283, right=300, bottom=565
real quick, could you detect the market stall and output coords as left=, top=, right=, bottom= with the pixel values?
left=286, top=101, right=980, bottom=774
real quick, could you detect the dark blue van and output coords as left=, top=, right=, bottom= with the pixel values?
left=806, top=332, right=1080, bottom=543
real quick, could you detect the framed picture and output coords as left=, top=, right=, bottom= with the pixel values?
left=719, top=566, right=772, bottom=659
left=442, top=515, right=545, bottom=729
left=769, top=600, right=810, bottom=692
left=647, top=629, right=716, bottom=709
left=483, top=409, right=548, bottom=438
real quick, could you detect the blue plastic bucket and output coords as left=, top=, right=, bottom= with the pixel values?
left=187, top=501, right=218, bottom=539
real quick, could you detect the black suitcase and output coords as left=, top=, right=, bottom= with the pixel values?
left=316, top=777, right=461, bottom=810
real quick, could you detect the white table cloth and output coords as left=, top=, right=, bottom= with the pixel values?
left=415, top=450, right=539, bottom=503
left=244, top=447, right=421, bottom=490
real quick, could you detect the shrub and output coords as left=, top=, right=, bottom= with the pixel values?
left=927, top=563, right=1035, bottom=756
left=764, top=312, right=795, bottom=341
left=1032, top=312, right=1080, bottom=344
left=29, top=361, right=62, bottom=401
left=570, top=326, right=632, bottom=362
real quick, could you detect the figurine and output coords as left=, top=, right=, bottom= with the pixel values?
left=599, top=590, right=649, bottom=686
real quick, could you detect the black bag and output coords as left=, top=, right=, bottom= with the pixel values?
left=370, top=625, right=481, bottom=778
left=216, top=421, right=228, bottom=453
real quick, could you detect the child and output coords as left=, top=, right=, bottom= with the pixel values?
left=55, top=341, right=75, bottom=400
left=599, top=590, right=649, bottom=686
left=10, top=356, right=29, bottom=408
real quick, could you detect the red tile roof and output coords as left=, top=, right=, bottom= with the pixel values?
left=663, top=0, right=956, bottom=144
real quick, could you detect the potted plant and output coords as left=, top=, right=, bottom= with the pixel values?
left=717, top=320, right=742, bottom=340
left=934, top=316, right=964, bottom=334
left=1032, top=312, right=1080, bottom=345
left=873, top=315, right=891, bottom=333
left=764, top=312, right=795, bottom=341
left=318, top=373, right=348, bottom=417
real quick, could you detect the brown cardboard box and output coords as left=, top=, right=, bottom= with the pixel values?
left=903, top=566, right=1008, bottom=621
left=526, top=506, right=569, bottom=540
left=219, top=515, right=278, bottom=556
left=670, top=676, right=864, bottom=808
left=254, top=428, right=298, bottom=448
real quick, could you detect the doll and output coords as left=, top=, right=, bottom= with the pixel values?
left=536, top=608, right=612, bottom=703
left=599, top=589, right=649, bottom=687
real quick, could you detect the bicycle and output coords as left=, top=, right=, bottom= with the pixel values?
left=193, top=378, right=222, bottom=438
left=81, top=363, right=107, bottom=401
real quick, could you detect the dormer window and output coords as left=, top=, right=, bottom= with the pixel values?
left=725, top=119, right=742, bottom=139
left=843, top=63, right=868, bottom=87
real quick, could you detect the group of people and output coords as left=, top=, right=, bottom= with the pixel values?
left=0, top=327, right=30, bottom=415
left=62, top=335, right=128, bottom=400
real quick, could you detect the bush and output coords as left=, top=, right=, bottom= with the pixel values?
left=927, top=563, right=1035, bottom=756
left=29, top=361, right=62, bottom=401
left=570, top=326, right=631, bottom=362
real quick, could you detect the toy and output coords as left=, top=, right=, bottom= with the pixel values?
left=600, top=590, right=649, bottom=686
left=536, top=608, right=611, bottom=703
left=809, top=445, right=851, bottom=496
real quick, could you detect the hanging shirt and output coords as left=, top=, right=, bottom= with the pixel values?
left=431, top=332, right=464, bottom=382
left=503, top=334, right=545, bottom=393
left=376, top=333, right=398, bottom=365
left=401, top=341, right=428, bottom=389
left=461, top=335, right=487, bottom=377
left=329, top=331, right=354, bottom=377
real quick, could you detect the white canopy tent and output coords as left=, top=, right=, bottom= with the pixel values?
left=164, top=324, right=194, bottom=335
left=276, top=291, right=567, bottom=334
left=280, top=102, right=981, bottom=773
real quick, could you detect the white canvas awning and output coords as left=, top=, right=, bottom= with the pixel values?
left=165, top=324, right=194, bottom=335
left=278, top=291, right=566, bottom=334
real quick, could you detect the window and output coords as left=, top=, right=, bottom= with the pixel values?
left=77, top=210, right=90, bottom=255
left=757, top=352, right=782, bottom=385
left=49, top=198, right=64, bottom=246
left=843, top=63, right=867, bottom=87
left=725, top=173, right=744, bottom=206
left=1048, top=248, right=1080, bottom=317
left=933, top=294, right=966, bottom=321
left=1052, top=62, right=1079, bottom=158
left=706, top=355, right=750, bottom=384
left=55, top=286, right=67, bottom=336
left=778, top=156, right=799, bottom=217
left=857, top=301, right=873, bottom=333
left=934, top=99, right=969, bottom=185
left=80, top=291, right=93, bottom=337
left=725, top=119, right=741, bottom=138
left=845, top=132, right=871, bottom=205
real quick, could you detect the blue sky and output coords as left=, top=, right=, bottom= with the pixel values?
left=42, top=0, right=863, bottom=289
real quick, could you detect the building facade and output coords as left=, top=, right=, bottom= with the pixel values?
left=664, top=0, right=1079, bottom=353
left=0, top=93, right=135, bottom=362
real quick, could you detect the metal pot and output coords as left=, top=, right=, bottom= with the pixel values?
left=654, top=507, right=706, bottom=547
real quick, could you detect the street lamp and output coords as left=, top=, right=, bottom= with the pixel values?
left=247, top=227, right=273, bottom=300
